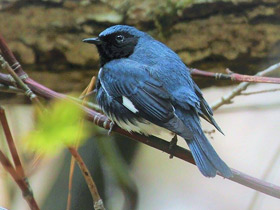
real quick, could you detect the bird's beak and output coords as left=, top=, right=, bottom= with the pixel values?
left=82, top=37, right=102, bottom=45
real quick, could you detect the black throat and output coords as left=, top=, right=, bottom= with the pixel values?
left=96, top=33, right=139, bottom=66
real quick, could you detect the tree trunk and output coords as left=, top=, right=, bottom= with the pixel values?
left=0, top=0, right=279, bottom=91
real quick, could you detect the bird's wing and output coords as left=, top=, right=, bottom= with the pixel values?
left=145, top=57, right=223, bottom=134
left=193, top=83, right=224, bottom=134
left=100, top=60, right=175, bottom=125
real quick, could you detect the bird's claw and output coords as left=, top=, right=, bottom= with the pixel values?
left=107, top=121, right=115, bottom=135
left=169, top=134, right=178, bottom=159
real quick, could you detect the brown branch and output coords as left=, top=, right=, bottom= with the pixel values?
left=1, top=33, right=280, bottom=199
left=68, top=147, right=105, bottom=210
left=0, top=83, right=24, bottom=93
left=0, top=55, right=43, bottom=107
left=0, top=106, right=25, bottom=177
left=0, top=106, right=40, bottom=209
left=85, top=109, right=280, bottom=199
left=211, top=63, right=280, bottom=111
left=67, top=76, right=98, bottom=210
left=0, top=34, right=25, bottom=77
left=241, top=88, right=280, bottom=96
left=67, top=157, right=75, bottom=210
left=0, top=150, right=40, bottom=210
left=96, top=137, right=138, bottom=210
left=0, top=58, right=105, bottom=209
left=191, top=67, right=280, bottom=84
left=248, top=144, right=280, bottom=209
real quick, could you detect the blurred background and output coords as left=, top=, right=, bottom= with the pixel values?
left=0, top=0, right=280, bottom=209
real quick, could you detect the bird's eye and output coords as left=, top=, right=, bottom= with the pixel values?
left=115, top=35, right=125, bottom=43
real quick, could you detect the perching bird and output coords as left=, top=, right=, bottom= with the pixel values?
left=83, top=25, right=233, bottom=178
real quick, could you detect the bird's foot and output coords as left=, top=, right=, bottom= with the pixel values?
left=169, top=134, right=178, bottom=159
left=107, top=121, right=115, bottom=135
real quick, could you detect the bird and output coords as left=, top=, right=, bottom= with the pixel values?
left=83, top=25, right=233, bottom=178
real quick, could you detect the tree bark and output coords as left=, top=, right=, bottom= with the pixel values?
left=0, top=0, right=279, bottom=91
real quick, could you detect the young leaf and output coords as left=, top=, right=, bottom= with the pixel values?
left=25, top=100, right=89, bottom=155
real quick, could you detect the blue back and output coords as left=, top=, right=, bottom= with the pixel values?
left=128, top=29, right=200, bottom=110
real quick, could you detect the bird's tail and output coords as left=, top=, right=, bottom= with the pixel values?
left=186, top=132, right=232, bottom=178
left=173, top=107, right=232, bottom=178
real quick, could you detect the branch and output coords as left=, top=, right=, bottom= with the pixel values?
left=0, top=34, right=26, bottom=77
left=241, top=88, right=280, bottom=96
left=0, top=107, right=25, bottom=177
left=0, top=37, right=105, bottom=210
left=0, top=106, right=40, bottom=210
left=0, top=55, right=43, bottom=108
left=211, top=63, right=280, bottom=111
left=0, top=150, right=39, bottom=210
left=67, top=77, right=104, bottom=210
left=68, top=147, right=105, bottom=210
left=96, top=137, right=138, bottom=210
left=90, top=113, right=280, bottom=199
left=1, top=33, right=280, bottom=199
left=191, top=68, right=280, bottom=84
left=0, top=83, right=24, bottom=94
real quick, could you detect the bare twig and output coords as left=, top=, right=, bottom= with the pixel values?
left=248, top=144, right=280, bottom=209
left=67, top=76, right=98, bottom=210
left=88, top=113, right=280, bottom=199
left=0, top=34, right=104, bottom=210
left=0, top=55, right=42, bottom=108
left=68, top=147, right=105, bottom=210
left=191, top=68, right=280, bottom=84
left=0, top=106, right=25, bottom=177
left=96, top=137, right=138, bottom=210
left=80, top=76, right=96, bottom=99
left=0, top=150, right=39, bottom=210
left=241, top=88, right=280, bottom=96
left=0, top=84, right=24, bottom=94
left=0, top=106, right=40, bottom=210
left=66, top=157, right=75, bottom=210
left=211, top=63, right=280, bottom=111
left=0, top=34, right=26, bottom=77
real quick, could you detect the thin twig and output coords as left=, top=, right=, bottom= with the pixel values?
left=68, top=147, right=105, bottom=210
left=248, top=144, right=280, bottom=209
left=0, top=34, right=104, bottom=210
left=0, top=84, right=24, bottom=94
left=67, top=95, right=101, bottom=112
left=79, top=76, right=96, bottom=99
left=0, top=106, right=40, bottom=210
left=0, top=150, right=40, bottom=210
left=0, top=34, right=26, bottom=77
left=0, top=106, right=25, bottom=177
left=67, top=76, right=98, bottom=210
left=96, top=137, right=138, bottom=210
left=66, top=157, right=75, bottom=210
left=0, top=55, right=43, bottom=108
left=79, top=90, right=96, bottom=100
left=211, top=62, right=280, bottom=111
left=88, top=112, right=280, bottom=199
left=191, top=68, right=280, bottom=84
left=241, top=88, right=280, bottom=96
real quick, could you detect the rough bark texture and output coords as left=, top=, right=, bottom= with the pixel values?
left=0, top=0, right=280, bottom=92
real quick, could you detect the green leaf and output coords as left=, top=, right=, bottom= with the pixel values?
left=25, top=100, right=90, bottom=155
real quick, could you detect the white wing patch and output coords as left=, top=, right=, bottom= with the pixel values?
left=122, top=96, right=139, bottom=113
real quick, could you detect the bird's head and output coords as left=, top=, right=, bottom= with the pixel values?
left=83, top=25, right=145, bottom=66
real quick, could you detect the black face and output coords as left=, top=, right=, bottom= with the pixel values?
left=86, top=32, right=139, bottom=66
